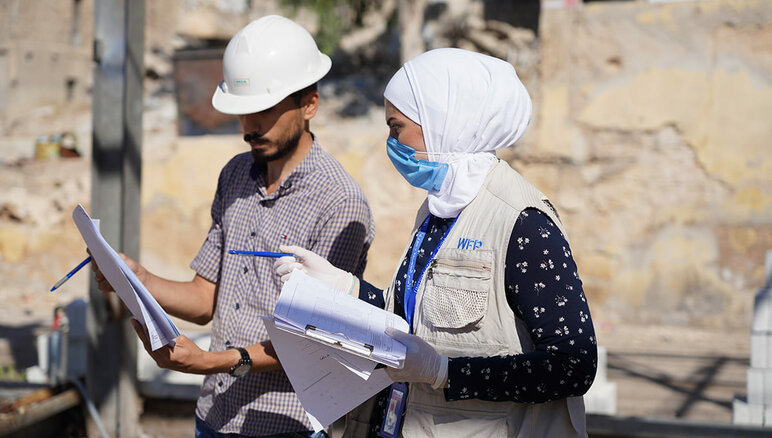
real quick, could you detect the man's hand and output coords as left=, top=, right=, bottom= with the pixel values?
left=131, top=319, right=210, bottom=374
left=91, top=251, right=149, bottom=293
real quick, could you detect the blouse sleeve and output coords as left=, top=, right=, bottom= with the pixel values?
left=445, top=209, right=597, bottom=403
left=358, top=279, right=386, bottom=309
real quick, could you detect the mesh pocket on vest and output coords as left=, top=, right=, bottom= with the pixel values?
left=423, top=286, right=488, bottom=329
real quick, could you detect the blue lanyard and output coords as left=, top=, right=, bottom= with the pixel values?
left=404, top=215, right=458, bottom=332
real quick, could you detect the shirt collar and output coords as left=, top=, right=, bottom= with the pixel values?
left=281, top=138, right=321, bottom=189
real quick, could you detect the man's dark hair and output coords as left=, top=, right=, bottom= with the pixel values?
left=289, top=83, right=318, bottom=106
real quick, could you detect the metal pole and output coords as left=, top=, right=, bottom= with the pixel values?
left=89, top=0, right=144, bottom=437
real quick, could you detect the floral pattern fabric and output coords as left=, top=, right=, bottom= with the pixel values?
left=359, top=208, right=596, bottom=405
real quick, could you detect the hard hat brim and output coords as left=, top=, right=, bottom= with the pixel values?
left=211, top=53, right=331, bottom=115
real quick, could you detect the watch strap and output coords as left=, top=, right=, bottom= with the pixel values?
left=227, top=346, right=251, bottom=377
left=230, top=346, right=250, bottom=362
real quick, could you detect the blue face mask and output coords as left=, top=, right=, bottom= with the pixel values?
left=386, top=136, right=449, bottom=191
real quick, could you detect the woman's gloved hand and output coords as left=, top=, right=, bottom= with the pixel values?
left=385, top=327, right=448, bottom=390
left=274, top=245, right=358, bottom=296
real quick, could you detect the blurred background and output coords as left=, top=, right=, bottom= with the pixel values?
left=0, top=0, right=770, bottom=437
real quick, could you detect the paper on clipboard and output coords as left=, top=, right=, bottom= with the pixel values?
left=273, top=270, right=409, bottom=369
left=263, top=318, right=393, bottom=431
left=72, top=204, right=180, bottom=350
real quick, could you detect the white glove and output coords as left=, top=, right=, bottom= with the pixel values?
left=385, top=327, right=448, bottom=390
left=274, top=245, right=358, bottom=296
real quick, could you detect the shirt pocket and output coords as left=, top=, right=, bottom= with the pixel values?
left=422, top=251, right=493, bottom=330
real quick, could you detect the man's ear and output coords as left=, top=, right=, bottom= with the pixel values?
left=302, top=91, right=319, bottom=120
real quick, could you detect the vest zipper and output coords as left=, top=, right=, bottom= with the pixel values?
left=431, top=259, right=490, bottom=272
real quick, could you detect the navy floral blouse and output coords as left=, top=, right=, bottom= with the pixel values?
left=359, top=208, right=597, bottom=407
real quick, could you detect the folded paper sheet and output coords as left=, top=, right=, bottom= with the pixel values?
left=72, top=204, right=180, bottom=350
left=264, top=318, right=393, bottom=431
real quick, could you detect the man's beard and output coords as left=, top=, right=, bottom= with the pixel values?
left=250, top=123, right=303, bottom=163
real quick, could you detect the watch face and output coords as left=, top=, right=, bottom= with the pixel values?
left=232, top=362, right=251, bottom=377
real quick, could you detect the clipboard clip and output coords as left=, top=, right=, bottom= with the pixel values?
left=305, top=324, right=374, bottom=357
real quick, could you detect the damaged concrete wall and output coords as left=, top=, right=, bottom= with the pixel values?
left=0, top=0, right=94, bottom=161
left=0, top=0, right=769, bottom=334
left=519, top=0, right=772, bottom=328
left=0, top=0, right=93, bottom=118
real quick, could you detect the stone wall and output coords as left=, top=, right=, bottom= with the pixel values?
left=517, top=0, right=772, bottom=328
left=0, top=0, right=770, bottom=333
left=0, top=0, right=94, bottom=161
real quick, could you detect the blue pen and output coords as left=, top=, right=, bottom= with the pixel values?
left=229, top=250, right=293, bottom=257
left=50, top=256, right=92, bottom=292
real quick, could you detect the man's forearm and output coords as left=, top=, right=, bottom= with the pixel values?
left=143, top=273, right=216, bottom=325
left=195, top=341, right=281, bottom=375
left=246, top=341, right=282, bottom=373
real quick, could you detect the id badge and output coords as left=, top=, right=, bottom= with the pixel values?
left=378, top=382, right=408, bottom=438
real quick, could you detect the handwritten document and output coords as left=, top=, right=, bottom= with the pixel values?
left=72, top=204, right=180, bottom=350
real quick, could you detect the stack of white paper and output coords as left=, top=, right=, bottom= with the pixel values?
left=266, top=270, right=408, bottom=431
left=273, top=270, right=409, bottom=368
left=72, top=204, right=180, bottom=350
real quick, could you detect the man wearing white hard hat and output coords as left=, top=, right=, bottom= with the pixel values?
left=93, top=15, right=374, bottom=438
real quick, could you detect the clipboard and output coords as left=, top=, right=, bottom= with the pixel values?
left=272, top=270, right=409, bottom=369
left=304, top=324, right=375, bottom=358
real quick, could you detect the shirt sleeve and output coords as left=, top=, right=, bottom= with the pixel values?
left=309, top=196, right=373, bottom=276
left=190, top=165, right=228, bottom=283
left=358, top=279, right=386, bottom=309
left=445, top=209, right=597, bottom=403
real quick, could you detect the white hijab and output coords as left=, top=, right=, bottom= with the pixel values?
left=384, top=48, right=532, bottom=218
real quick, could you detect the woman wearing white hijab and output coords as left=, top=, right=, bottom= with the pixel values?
left=275, top=48, right=596, bottom=438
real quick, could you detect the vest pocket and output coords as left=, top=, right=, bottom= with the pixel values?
left=422, top=256, right=493, bottom=329
left=403, top=407, right=508, bottom=438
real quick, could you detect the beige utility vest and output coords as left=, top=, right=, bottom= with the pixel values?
left=382, top=160, right=587, bottom=438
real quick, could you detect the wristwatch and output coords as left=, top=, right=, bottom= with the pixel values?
left=227, top=346, right=252, bottom=377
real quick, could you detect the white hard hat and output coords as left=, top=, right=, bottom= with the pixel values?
left=211, top=15, right=332, bottom=115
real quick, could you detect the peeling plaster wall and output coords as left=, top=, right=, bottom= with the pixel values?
left=0, top=0, right=94, bottom=128
left=1, top=0, right=769, bottom=332
left=525, top=0, right=772, bottom=328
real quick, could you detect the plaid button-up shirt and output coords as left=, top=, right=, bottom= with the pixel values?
left=191, top=141, right=375, bottom=436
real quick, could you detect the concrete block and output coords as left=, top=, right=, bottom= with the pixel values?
left=24, top=366, right=48, bottom=384
left=753, top=289, right=772, bottom=332
left=750, top=333, right=772, bottom=369
left=733, top=397, right=764, bottom=425
left=765, top=251, right=772, bottom=288
left=595, top=345, right=608, bottom=383
left=747, top=368, right=772, bottom=405
left=754, top=251, right=772, bottom=332
left=36, top=333, right=49, bottom=373
left=584, top=379, right=617, bottom=415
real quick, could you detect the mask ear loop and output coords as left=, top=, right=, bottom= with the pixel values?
left=415, top=150, right=482, bottom=164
